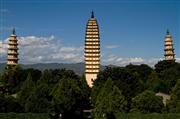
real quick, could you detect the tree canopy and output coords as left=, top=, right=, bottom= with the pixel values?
left=167, top=79, right=180, bottom=112
left=93, top=78, right=127, bottom=119
left=0, top=61, right=180, bottom=117
left=131, top=90, right=164, bottom=113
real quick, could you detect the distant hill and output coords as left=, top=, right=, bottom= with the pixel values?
left=0, top=63, right=107, bottom=75
left=0, top=63, right=6, bottom=72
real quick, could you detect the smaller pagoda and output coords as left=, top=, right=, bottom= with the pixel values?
left=164, top=30, right=175, bottom=61
left=7, top=28, right=19, bottom=68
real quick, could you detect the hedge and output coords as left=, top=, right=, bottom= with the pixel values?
left=115, top=113, right=180, bottom=119
left=0, top=113, right=50, bottom=119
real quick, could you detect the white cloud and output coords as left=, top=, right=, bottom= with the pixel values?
left=0, top=35, right=83, bottom=64
left=19, top=36, right=55, bottom=46
left=128, top=57, right=144, bottom=63
left=101, top=55, right=180, bottom=67
left=105, top=44, right=120, bottom=49
left=176, top=58, right=180, bottom=62
left=1, top=35, right=179, bottom=66
left=101, top=54, right=163, bottom=67
left=0, top=40, right=8, bottom=55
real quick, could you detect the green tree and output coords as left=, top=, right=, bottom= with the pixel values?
left=161, top=67, right=180, bottom=93
left=94, top=67, right=144, bottom=98
left=0, top=93, right=22, bottom=112
left=126, top=64, right=153, bottom=83
left=52, top=69, right=78, bottom=80
left=154, top=61, right=180, bottom=93
left=1, top=65, right=23, bottom=93
left=93, top=67, right=144, bottom=111
left=167, top=79, right=180, bottom=112
left=93, top=79, right=127, bottom=119
left=17, top=73, right=35, bottom=111
left=24, top=82, right=52, bottom=112
left=0, top=66, right=41, bottom=94
left=22, top=68, right=42, bottom=82
left=0, top=93, right=8, bottom=112
left=131, top=90, right=164, bottom=113
left=51, top=78, right=90, bottom=119
left=40, top=69, right=79, bottom=89
left=40, top=69, right=53, bottom=85
left=5, top=95, right=22, bottom=112
left=146, top=71, right=165, bottom=93
left=155, top=60, right=177, bottom=76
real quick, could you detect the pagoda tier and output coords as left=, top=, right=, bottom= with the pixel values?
left=164, top=30, right=175, bottom=61
left=85, top=12, right=100, bottom=87
left=7, top=28, right=19, bottom=68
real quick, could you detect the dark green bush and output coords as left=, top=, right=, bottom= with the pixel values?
left=0, top=113, right=50, bottom=119
left=115, top=113, right=180, bottom=119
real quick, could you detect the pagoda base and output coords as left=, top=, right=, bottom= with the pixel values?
left=85, top=73, right=98, bottom=87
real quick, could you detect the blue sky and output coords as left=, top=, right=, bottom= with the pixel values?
left=0, top=0, right=179, bottom=66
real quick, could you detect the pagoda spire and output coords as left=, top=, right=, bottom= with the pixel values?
left=91, top=11, right=94, bottom=18
left=12, top=28, right=16, bottom=35
left=166, top=29, right=170, bottom=35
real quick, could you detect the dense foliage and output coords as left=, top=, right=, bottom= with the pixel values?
left=91, top=60, right=180, bottom=115
left=115, top=113, right=180, bottom=119
left=51, top=78, right=90, bottom=118
left=167, top=79, right=180, bottom=112
left=0, top=67, right=90, bottom=119
left=93, top=79, right=127, bottom=119
left=155, top=60, right=180, bottom=93
left=92, top=66, right=144, bottom=112
left=0, top=113, right=50, bottom=119
left=0, top=60, right=180, bottom=118
left=131, top=90, right=164, bottom=113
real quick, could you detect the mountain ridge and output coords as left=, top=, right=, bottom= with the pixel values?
left=0, top=63, right=107, bottom=75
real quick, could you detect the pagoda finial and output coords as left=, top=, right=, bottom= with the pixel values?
left=166, top=29, right=170, bottom=35
left=12, top=28, right=16, bottom=35
left=91, top=11, right=94, bottom=18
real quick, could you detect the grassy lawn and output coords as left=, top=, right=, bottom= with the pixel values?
left=115, top=113, right=180, bottom=119
left=0, top=113, right=50, bottom=119
left=1, top=113, right=180, bottom=119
